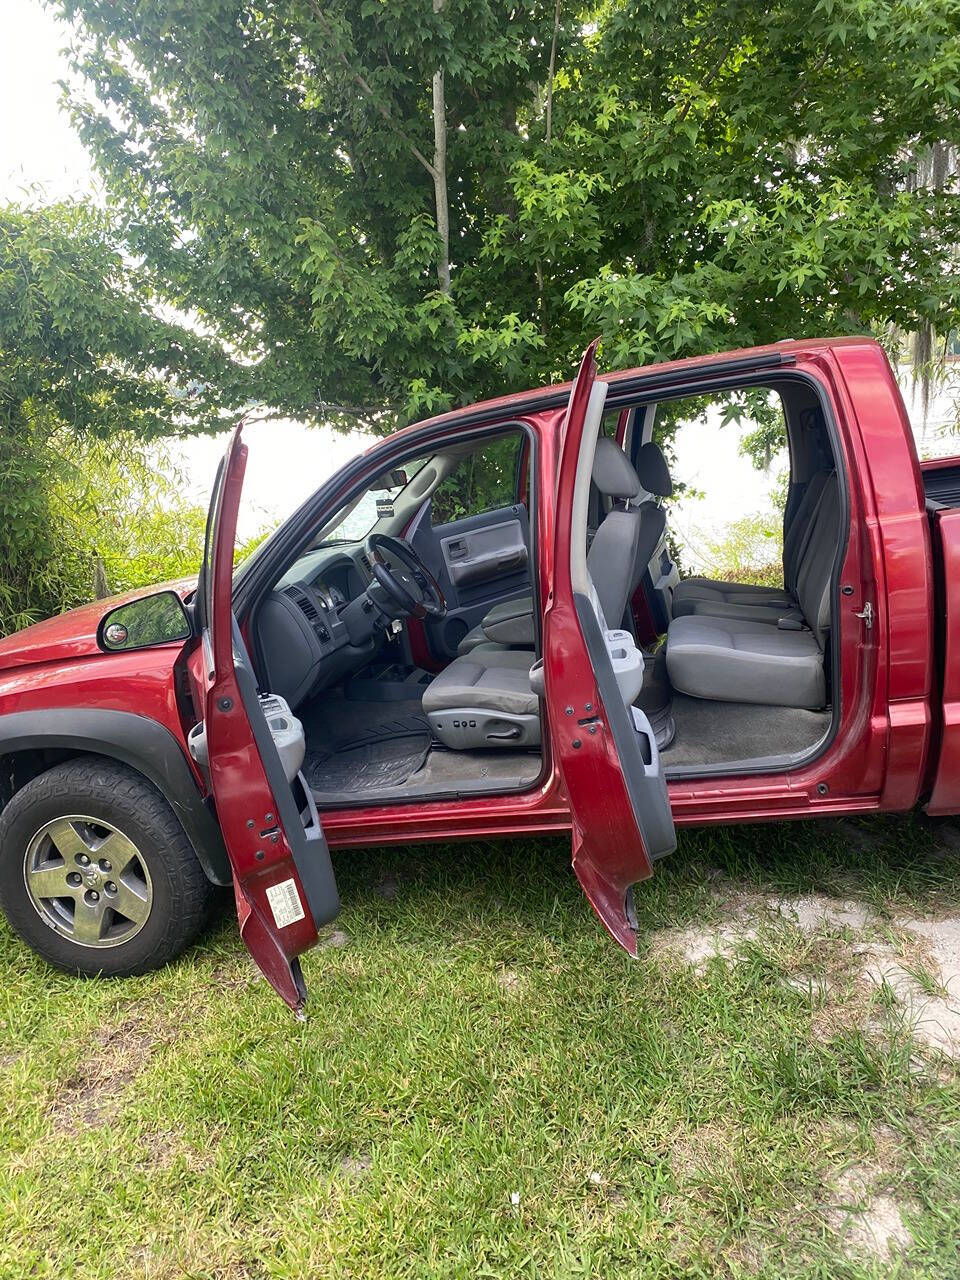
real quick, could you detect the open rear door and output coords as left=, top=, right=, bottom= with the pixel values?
left=545, top=342, right=676, bottom=953
left=196, top=424, right=340, bottom=1012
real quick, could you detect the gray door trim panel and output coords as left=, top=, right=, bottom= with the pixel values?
left=440, top=518, right=528, bottom=588
left=231, top=622, right=340, bottom=930
left=409, top=501, right=533, bottom=659
left=573, top=592, right=676, bottom=860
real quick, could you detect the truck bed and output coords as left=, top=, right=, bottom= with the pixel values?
left=922, top=457, right=960, bottom=508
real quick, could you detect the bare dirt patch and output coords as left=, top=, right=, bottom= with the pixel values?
left=771, top=894, right=872, bottom=932
left=339, top=1151, right=373, bottom=1177
left=826, top=1163, right=914, bottom=1261
left=495, top=968, right=526, bottom=994
left=668, top=1120, right=737, bottom=1180
left=650, top=891, right=872, bottom=971
left=652, top=919, right=758, bottom=968
left=861, top=915, right=960, bottom=1057
left=319, top=928, right=350, bottom=949
left=653, top=881, right=960, bottom=1060
left=48, top=1006, right=167, bottom=1134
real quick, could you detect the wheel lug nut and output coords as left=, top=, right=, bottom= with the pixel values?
left=105, top=882, right=117, bottom=894
left=100, top=859, right=112, bottom=872
left=88, top=890, right=99, bottom=902
left=67, top=872, right=82, bottom=886
left=77, top=854, right=90, bottom=866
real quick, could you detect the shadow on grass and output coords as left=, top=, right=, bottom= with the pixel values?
left=287, top=811, right=960, bottom=960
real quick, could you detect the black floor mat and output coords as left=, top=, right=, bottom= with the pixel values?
left=304, top=735, right=431, bottom=794
left=298, top=694, right=430, bottom=753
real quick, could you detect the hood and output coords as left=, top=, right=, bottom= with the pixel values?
left=0, top=579, right=197, bottom=672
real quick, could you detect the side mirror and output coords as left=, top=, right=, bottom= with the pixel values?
left=97, top=590, right=192, bottom=652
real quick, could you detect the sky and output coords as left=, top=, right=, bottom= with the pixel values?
left=0, top=0, right=92, bottom=201
left=0, top=0, right=374, bottom=540
left=3, top=0, right=956, bottom=561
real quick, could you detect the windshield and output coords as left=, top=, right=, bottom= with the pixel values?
left=317, top=456, right=432, bottom=544
left=232, top=451, right=436, bottom=591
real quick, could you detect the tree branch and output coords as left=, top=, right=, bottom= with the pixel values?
left=676, top=42, right=733, bottom=124
left=306, top=2, right=437, bottom=181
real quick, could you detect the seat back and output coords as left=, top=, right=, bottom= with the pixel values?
left=627, top=442, right=672, bottom=616
left=588, top=510, right=643, bottom=628
left=794, top=472, right=841, bottom=648
left=586, top=438, right=648, bottom=628
left=783, top=470, right=829, bottom=592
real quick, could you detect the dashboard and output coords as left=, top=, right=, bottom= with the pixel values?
left=255, top=544, right=384, bottom=709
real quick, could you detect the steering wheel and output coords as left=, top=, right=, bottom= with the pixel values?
left=365, top=534, right=447, bottom=620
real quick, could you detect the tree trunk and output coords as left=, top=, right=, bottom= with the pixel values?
left=432, top=0, right=450, bottom=294
left=545, top=0, right=560, bottom=146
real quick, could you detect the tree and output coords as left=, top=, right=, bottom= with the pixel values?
left=1, top=200, right=245, bottom=440
left=58, top=0, right=960, bottom=431
left=0, top=199, right=247, bottom=631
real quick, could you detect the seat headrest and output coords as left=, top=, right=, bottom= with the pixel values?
left=592, top=438, right=642, bottom=500
left=636, top=442, right=672, bottom=497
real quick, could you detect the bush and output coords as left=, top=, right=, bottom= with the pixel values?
left=0, top=427, right=268, bottom=638
left=692, top=511, right=784, bottom=587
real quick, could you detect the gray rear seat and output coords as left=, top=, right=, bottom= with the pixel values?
left=672, top=471, right=830, bottom=622
left=665, top=473, right=839, bottom=709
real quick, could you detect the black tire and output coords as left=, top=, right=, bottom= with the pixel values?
left=0, top=758, right=215, bottom=978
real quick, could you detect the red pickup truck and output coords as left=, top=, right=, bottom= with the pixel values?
left=0, top=336, right=956, bottom=1011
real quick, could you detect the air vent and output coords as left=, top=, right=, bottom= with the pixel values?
left=284, top=585, right=319, bottom=620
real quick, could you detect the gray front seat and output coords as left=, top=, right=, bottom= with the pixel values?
left=421, top=650, right=541, bottom=749
left=457, top=439, right=671, bottom=654
left=423, top=439, right=651, bottom=748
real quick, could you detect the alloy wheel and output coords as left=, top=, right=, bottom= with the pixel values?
left=22, top=815, right=154, bottom=948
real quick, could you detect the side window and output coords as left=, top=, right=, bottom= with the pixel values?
left=430, top=431, right=523, bottom=526
left=659, top=388, right=787, bottom=587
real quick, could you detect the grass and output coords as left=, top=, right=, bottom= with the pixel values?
left=2, top=815, right=960, bottom=1278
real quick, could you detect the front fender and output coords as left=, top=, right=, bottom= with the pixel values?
left=0, top=708, right=230, bottom=885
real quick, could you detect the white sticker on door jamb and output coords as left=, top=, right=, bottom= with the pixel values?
left=266, top=878, right=306, bottom=929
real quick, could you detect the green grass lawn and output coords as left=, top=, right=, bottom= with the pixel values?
left=3, top=815, right=960, bottom=1278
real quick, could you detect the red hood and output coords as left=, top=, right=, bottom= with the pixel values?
left=0, top=579, right=197, bottom=671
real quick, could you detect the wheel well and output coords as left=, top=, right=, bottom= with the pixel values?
left=0, top=747, right=234, bottom=888
left=0, top=711, right=231, bottom=886
left=0, top=747, right=77, bottom=810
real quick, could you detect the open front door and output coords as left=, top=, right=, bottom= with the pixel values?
left=196, top=424, right=340, bottom=1012
left=545, top=342, right=676, bottom=953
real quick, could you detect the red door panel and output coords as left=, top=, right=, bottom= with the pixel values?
left=198, top=425, right=339, bottom=1011
left=545, top=341, right=676, bottom=952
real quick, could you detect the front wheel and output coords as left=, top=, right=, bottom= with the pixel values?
left=0, top=758, right=215, bottom=977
